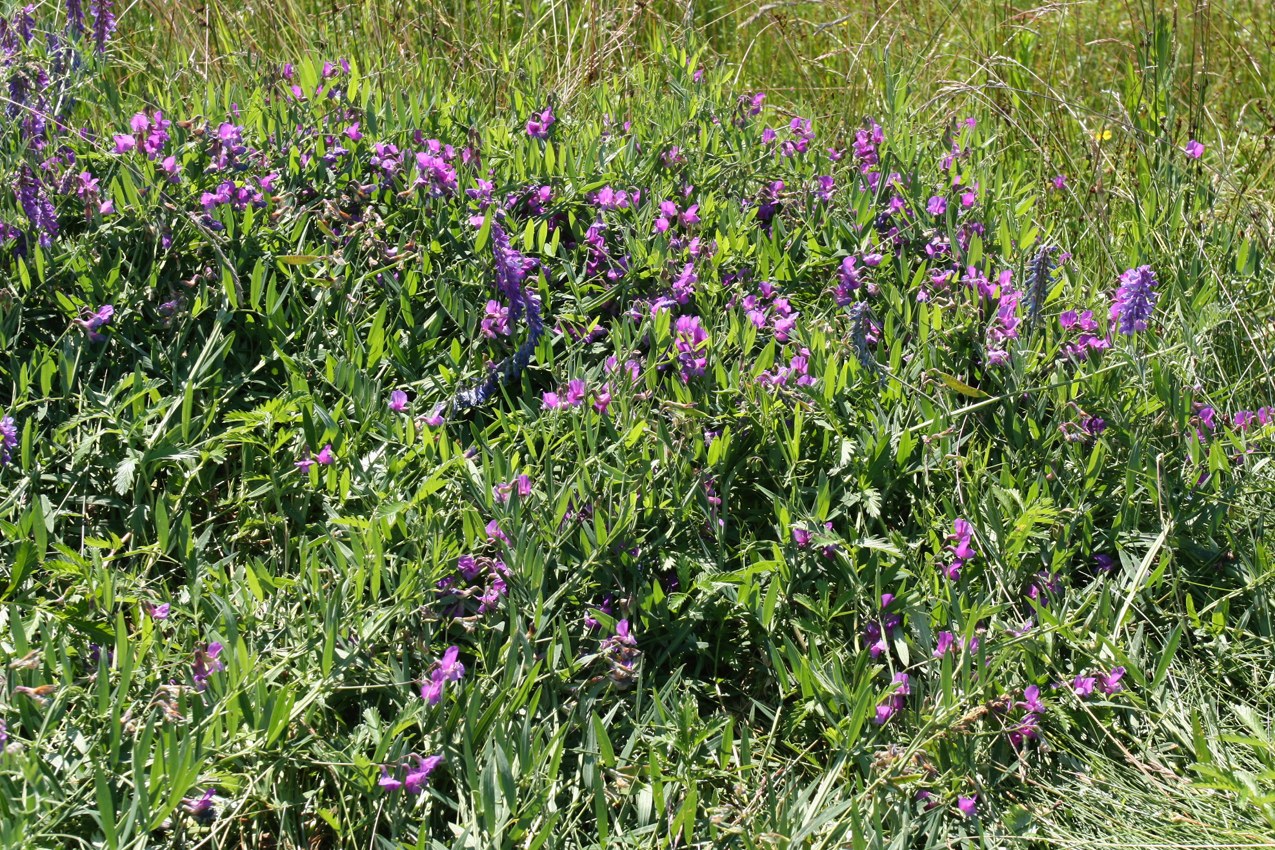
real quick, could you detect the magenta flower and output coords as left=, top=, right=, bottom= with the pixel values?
left=542, top=392, right=561, bottom=410
left=926, top=195, right=947, bottom=216
left=149, top=602, right=171, bottom=620
left=315, top=444, right=335, bottom=465
left=1184, top=139, right=1205, bottom=159
left=933, top=631, right=956, bottom=657
left=1099, top=666, right=1126, bottom=694
left=423, top=405, right=445, bottom=427
left=295, top=454, right=315, bottom=473
left=486, top=520, right=510, bottom=545
left=1019, top=684, right=1045, bottom=714
left=0, top=415, right=17, bottom=466
left=792, top=527, right=812, bottom=548
left=403, top=754, right=443, bottom=794
left=874, top=704, right=895, bottom=725
left=949, top=519, right=975, bottom=560
left=436, top=646, right=465, bottom=682
left=181, top=789, right=217, bottom=824
left=78, top=304, right=115, bottom=342
left=420, top=676, right=444, bottom=705
left=377, top=767, right=403, bottom=791
left=526, top=106, right=555, bottom=139
left=565, top=379, right=587, bottom=407
left=673, top=315, right=709, bottom=382
left=389, top=390, right=409, bottom=412
left=1010, top=712, right=1041, bottom=748
left=957, top=795, right=977, bottom=818
left=1072, top=675, right=1097, bottom=697
left=192, top=642, right=224, bottom=691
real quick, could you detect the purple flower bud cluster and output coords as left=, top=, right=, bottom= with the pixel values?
left=0, top=414, right=17, bottom=466
left=1109, top=265, right=1159, bottom=335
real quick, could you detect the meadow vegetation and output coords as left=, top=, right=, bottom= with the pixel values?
left=1, top=1, right=1274, bottom=847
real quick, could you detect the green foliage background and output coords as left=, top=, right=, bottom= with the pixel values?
left=1, top=1, right=1274, bottom=848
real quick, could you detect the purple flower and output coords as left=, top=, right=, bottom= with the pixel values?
left=420, top=676, right=444, bottom=705
left=423, top=406, right=445, bottom=427
left=377, top=767, right=403, bottom=791
left=315, top=444, right=334, bottom=465
left=564, top=379, right=587, bottom=407
left=192, top=642, right=224, bottom=691
left=0, top=415, right=17, bottom=466
left=403, top=754, right=443, bottom=794
left=526, top=106, right=555, bottom=139
left=873, top=704, right=895, bottom=725
left=792, top=527, right=812, bottom=548
left=1019, top=685, right=1045, bottom=714
left=182, top=789, right=217, bottom=824
left=1072, top=675, right=1097, bottom=698
left=948, top=518, right=975, bottom=561
left=1010, top=712, right=1041, bottom=748
left=90, top=0, right=115, bottom=53
left=674, top=316, right=709, bottom=382
left=542, top=392, right=561, bottom=410
left=436, top=646, right=465, bottom=682
left=1094, top=553, right=1116, bottom=573
left=149, top=602, right=171, bottom=620
left=957, top=795, right=977, bottom=818
left=1109, top=266, right=1159, bottom=335
left=926, top=195, right=947, bottom=216
left=1099, top=666, right=1126, bottom=695
left=389, top=390, right=409, bottom=412
left=1184, top=139, right=1205, bottom=159
left=933, top=631, right=956, bottom=657
left=486, top=519, right=510, bottom=545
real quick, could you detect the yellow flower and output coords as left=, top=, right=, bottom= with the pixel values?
left=1092, top=127, right=1112, bottom=142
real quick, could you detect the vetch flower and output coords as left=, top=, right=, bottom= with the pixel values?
left=1109, top=266, right=1159, bottom=335
left=182, top=789, right=217, bottom=825
left=389, top=390, right=409, bottom=412
left=1072, top=674, right=1097, bottom=698
left=957, top=795, right=978, bottom=818
left=1099, top=666, right=1126, bottom=695
left=149, top=602, right=171, bottom=620
left=403, top=754, right=443, bottom=794
left=315, top=444, right=335, bottom=465
left=1184, top=139, right=1205, bottom=159
left=526, top=106, right=555, bottom=139
left=0, top=415, right=17, bottom=466
left=192, top=642, right=224, bottom=691
left=1019, top=685, right=1045, bottom=715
